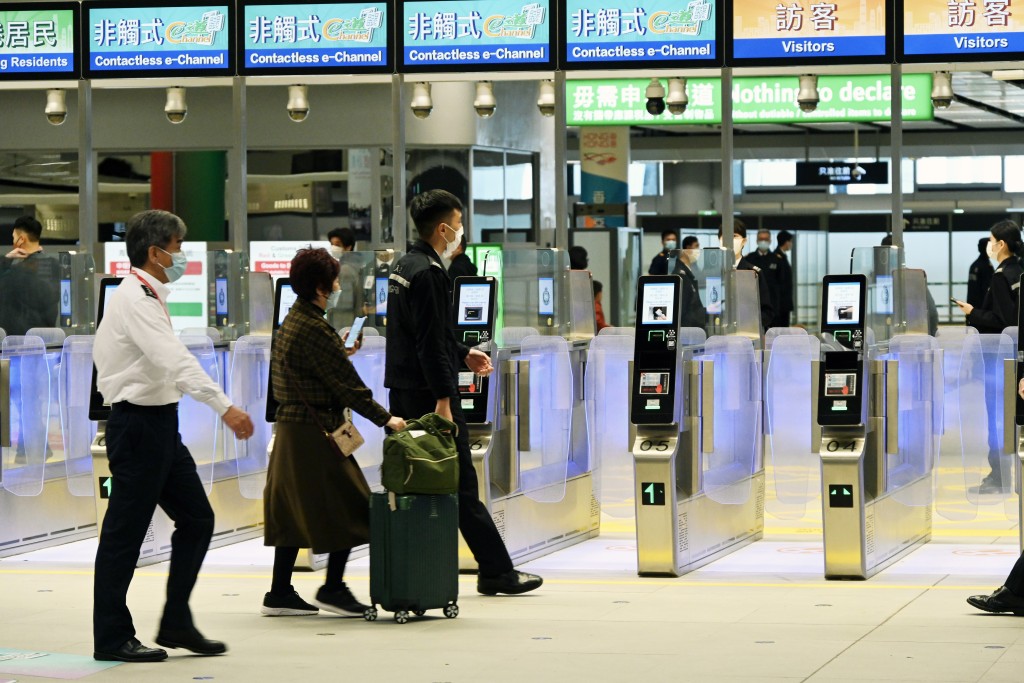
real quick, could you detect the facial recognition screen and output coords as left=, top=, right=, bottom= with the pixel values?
left=276, top=281, right=297, bottom=326
left=60, top=279, right=72, bottom=317
left=215, top=277, right=228, bottom=316
left=538, top=276, right=554, bottom=315
left=825, top=282, right=862, bottom=325
left=375, top=277, right=388, bottom=315
left=641, top=282, right=675, bottom=325
left=100, top=281, right=121, bottom=322
left=457, top=283, right=491, bottom=325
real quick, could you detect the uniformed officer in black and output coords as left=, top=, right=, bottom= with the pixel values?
left=719, top=220, right=774, bottom=331
left=956, top=220, right=1024, bottom=494
left=384, top=189, right=542, bottom=596
left=745, top=229, right=782, bottom=323
left=967, top=236, right=995, bottom=309
left=669, top=236, right=706, bottom=330
left=774, top=230, right=795, bottom=327
left=648, top=229, right=678, bottom=275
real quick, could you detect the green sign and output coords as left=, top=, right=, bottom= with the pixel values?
left=0, top=4, right=78, bottom=78
left=568, top=73, right=934, bottom=126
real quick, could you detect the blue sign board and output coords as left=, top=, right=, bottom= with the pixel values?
left=239, top=1, right=392, bottom=74
left=898, top=0, right=1024, bottom=61
left=0, top=3, right=80, bottom=80
left=84, top=1, right=235, bottom=78
left=561, top=0, right=720, bottom=69
left=398, top=0, right=554, bottom=72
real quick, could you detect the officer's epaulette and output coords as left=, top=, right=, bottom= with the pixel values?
left=775, top=252, right=783, bottom=259
left=140, top=283, right=158, bottom=300
left=752, top=265, right=762, bottom=272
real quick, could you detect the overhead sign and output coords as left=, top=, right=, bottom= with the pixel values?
left=561, top=0, right=720, bottom=69
left=899, top=0, right=1024, bottom=60
left=84, top=1, right=234, bottom=78
left=567, top=74, right=933, bottom=126
left=0, top=3, right=79, bottom=80
left=250, top=240, right=331, bottom=280
left=239, top=1, right=392, bottom=75
left=796, top=161, right=889, bottom=185
left=398, top=0, right=554, bottom=72
left=731, top=0, right=890, bottom=64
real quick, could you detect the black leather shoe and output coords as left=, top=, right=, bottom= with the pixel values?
left=969, top=474, right=1009, bottom=496
left=967, top=586, right=1024, bottom=615
left=94, top=637, right=168, bottom=662
left=155, top=628, right=227, bottom=655
left=477, top=570, right=543, bottom=596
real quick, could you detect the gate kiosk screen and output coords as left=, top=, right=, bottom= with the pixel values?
left=452, top=276, right=497, bottom=424
left=818, top=274, right=867, bottom=427
left=631, top=275, right=682, bottom=425
left=820, top=274, right=867, bottom=351
left=273, top=278, right=298, bottom=331
left=89, top=277, right=123, bottom=422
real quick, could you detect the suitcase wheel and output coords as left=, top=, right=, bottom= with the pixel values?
left=394, top=610, right=410, bottom=624
left=413, top=610, right=426, bottom=617
left=444, top=603, right=459, bottom=619
left=363, top=607, right=378, bottom=622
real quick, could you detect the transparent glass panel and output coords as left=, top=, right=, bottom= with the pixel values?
left=727, top=269, right=763, bottom=343
left=349, top=335, right=387, bottom=490
left=27, top=328, right=66, bottom=471
left=325, top=250, right=404, bottom=335
left=851, top=246, right=904, bottom=347
left=701, top=335, right=760, bottom=505
left=1, top=336, right=48, bottom=496
left=895, top=268, right=930, bottom=336
left=0, top=248, right=60, bottom=336
left=586, top=333, right=634, bottom=518
left=481, top=247, right=571, bottom=342
left=888, top=335, right=941, bottom=507
left=178, top=335, right=218, bottom=494
left=680, top=246, right=728, bottom=336
left=231, top=336, right=272, bottom=499
left=59, top=336, right=97, bottom=497
left=934, top=328, right=984, bottom=520
left=765, top=333, right=820, bottom=520
left=518, top=336, right=572, bottom=503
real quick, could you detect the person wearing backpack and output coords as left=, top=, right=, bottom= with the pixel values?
left=384, top=189, right=543, bottom=596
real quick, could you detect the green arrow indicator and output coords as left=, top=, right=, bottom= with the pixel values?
left=843, top=488, right=851, bottom=496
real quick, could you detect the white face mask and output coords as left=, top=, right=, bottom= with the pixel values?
left=721, top=237, right=744, bottom=257
left=987, top=240, right=1000, bottom=261
left=442, top=223, right=464, bottom=259
left=329, top=245, right=344, bottom=259
left=685, top=247, right=701, bottom=264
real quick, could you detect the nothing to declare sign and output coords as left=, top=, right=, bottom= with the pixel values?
left=84, top=1, right=234, bottom=77
left=0, top=3, right=79, bottom=79
left=899, top=0, right=1024, bottom=60
left=732, top=0, right=889, bottom=63
left=567, top=73, right=933, bottom=126
left=562, top=0, right=719, bottom=68
left=240, top=1, right=392, bottom=74
left=398, top=0, right=553, bottom=72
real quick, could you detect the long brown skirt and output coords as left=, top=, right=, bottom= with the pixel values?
left=263, top=421, right=371, bottom=554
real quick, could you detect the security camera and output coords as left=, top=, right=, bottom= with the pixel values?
left=931, top=71, right=953, bottom=109
left=44, top=89, right=67, bottom=126
left=474, top=81, right=496, bottom=118
left=645, top=78, right=666, bottom=116
left=411, top=82, right=432, bottom=119
left=797, top=74, right=819, bottom=113
left=666, top=78, right=688, bottom=115
left=537, top=80, right=556, bottom=117
left=164, top=86, right=187, bottom=124
left=287, top=85, right=309, bottom=123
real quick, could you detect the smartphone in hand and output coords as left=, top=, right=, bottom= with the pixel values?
left=345, top=316, right=367, bottom=349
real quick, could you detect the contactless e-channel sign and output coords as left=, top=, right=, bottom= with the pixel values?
left=0, top=3, right=80, bottom=80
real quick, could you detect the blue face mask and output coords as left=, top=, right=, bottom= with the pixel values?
left=325, top=289, right=341, bottom=310
left=158, top=247, right=188, bottom=283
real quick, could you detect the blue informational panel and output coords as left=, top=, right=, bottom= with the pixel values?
left=561, top=0, right=720, bottom=69
left=83, top=0, right=234, bottom=78
left=397, top=0, right=554, bottom=72
left=898, top=0, right=1024, bottom=61
left=238, top=0, right=393, bottom=74
left=0, top=3, right=80, bottom=80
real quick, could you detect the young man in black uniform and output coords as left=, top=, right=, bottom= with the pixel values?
left=670, top=237, right=706, bottom=330
left=384, top=190, right=543, bottom=596
left=773, top=231, right=795, bottom=327
left=719, top=221, right=774, bottom=331
left=648, top=229, right=678, bottom=275
left=967, top=237, right=994, bottom=309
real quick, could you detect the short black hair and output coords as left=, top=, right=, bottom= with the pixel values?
left=126, top=210, right=187, bottom=268
left=718, top=218, right=747, bottom=239
left=881, top=234, right=893, bottom=246
left=290, top=247, right=341, bottom=302
left=979, top=237, right=990, bottom=254
left=682, top=235, right=699, bottom=249
left=778, top=230, right=794, bottom=246
left=569, top=245, right=588, bottom=270
left=13, top=215, right=42, bottom=242
left=328, top=227, right=355, bottom=248
left=410, top=189, right=462, bottom=241
left=593, top=280, right=603, bottom=295
left=660, top=229, right=678, bottom=241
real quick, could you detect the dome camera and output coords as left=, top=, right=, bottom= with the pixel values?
left=537, top=80, right=556, bottom=117
left=645, top=78, right=666, bottom=116
left=474, top=81, right=496, bottom=118
left=411, top=82, right=432, bottom=119
left=797, top=74, right=819, bottom=113
left=666, top=78, right=688, bottom=115
left=44, top=89, right=67, bottom=126
left=931, top=71, right=953, bottom=109
left=164, top=86, right=187, bottom=124
left=287, top=84, right=310, bottom=122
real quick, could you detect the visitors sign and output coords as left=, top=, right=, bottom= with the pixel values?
left=899, top=0, right=1024, bottom=60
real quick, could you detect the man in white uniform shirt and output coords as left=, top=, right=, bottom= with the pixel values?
left=92, top=210, right=254, bottom=663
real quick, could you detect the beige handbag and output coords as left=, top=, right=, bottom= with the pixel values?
left=329, top=410, right=365, bottom=457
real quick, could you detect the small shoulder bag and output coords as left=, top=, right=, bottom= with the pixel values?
left=285, top=360, right=365, bottom=457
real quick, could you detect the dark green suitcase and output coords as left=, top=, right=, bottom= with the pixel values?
left=364, top=492, right=459, bottom=624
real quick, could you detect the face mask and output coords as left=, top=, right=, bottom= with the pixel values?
left=442, top=224, right=464, bottom=259
left=724, top=237, right=744, bottom=257
left=987, top=240, right=1000, bottom=261
left=757, top=240, right=770, bottom=252
left=686, top=248, right=702, bottom=264
left=329, top=245, right=344, bottom=259
left=664, top=240, right=677, bottom=251
left=441, top=255, right=453, bottom=269
left=158, top=247, right=187, bottom=283
left=325, top=289, right=341, bottom=310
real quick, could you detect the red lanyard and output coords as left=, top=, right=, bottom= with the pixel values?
left=132, top=270, right=171, bottom=323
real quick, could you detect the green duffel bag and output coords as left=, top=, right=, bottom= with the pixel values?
left=381, top=413, right=460, bottom=495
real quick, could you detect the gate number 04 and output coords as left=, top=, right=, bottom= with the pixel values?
left=825, top=440, right=858, bottom=452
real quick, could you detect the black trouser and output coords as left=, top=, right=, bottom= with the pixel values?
left=388, top=389, right=514, bottom=577
left=94, top=402, right=214, bottom=652
left=1005, top=554, right=1024, bottom=594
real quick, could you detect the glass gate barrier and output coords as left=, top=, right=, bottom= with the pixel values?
left=179, top=335, right=218, bottom=494
left=586, top=329, right=635, bottom=518
left=518, top=335, right=572, bottom=503
left=887, top=335, right=942, bottom=507
left=894, top=269, right=931, bottom=336
left=59, top=336, right=97, bottom=497
left=726, top=269, right=765, bottom=342
left=702, top=335, right=761, bottom=505
left=230, top=336, right=272, bottom=499
left=481, top=247, right=572, bottom=341
left=326, top=250, right=403, bottom=334
left=1, top=336, right=49, bottom=496
left=27, top=328, right=66, bottom=469
left=349, top=334, right=387, bottom=489
left=851, top=246, right=903, bottom=346
left=765, top=331, right=820, bottom=520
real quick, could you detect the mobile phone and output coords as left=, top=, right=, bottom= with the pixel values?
left=950, top=298, right=961, bottom=305
left=345, top=316, right=367, bottom=348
